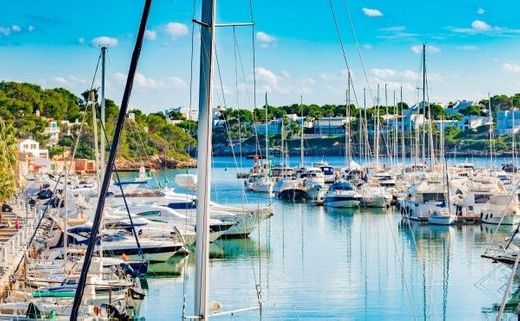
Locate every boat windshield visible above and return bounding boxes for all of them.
[330,181,354,191]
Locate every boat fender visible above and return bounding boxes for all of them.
[92,305,101,317]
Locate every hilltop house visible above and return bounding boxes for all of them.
[44,120,60,145]
[18,138,49,159]
[387,104,426,131]
[457,115,492,131]
[313,117,355,135]
[496,109,520,135]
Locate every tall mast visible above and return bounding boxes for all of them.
[375,84,380,165]
[400,86,405,163]
[512,98,516,170]
[393,90,397,161]
[265,93,269,169]
[194,0,216,319]
[488,92,494,167]
[346,73,351,167]
[385,83,389,160]
[100,46,107,173]
[90,92,100,191]
[423,44,435,169]
[364,88,369,163]
[299,95,304,168]
[421,45,427,165]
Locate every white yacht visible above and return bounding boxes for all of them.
[323,180,362,208]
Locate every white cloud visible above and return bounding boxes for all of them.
[11,25,21,32]
[452,20,520,35]
[256,67,279,88]
[477,7,485,15]
[144,30,157,40]
[402,70,419,80]
[114,72,186,90]
[164,22,189,38]
[92,36,118,47]
[256,31,277,46]
[370,68,397,79]
[167,76,187,89]
[53,77,69,85]
[378,26,417,40]
[410,45,441,54]
[27,25,35,32]
[52,75,86,86]
[502,63,520,73]
[472,20,491,31]
[362,7,383,17]
[455,45,478,51]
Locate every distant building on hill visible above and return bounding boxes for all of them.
[18,138,49,159]
[44,120,60,145]
[313,117,349,135]
[496,109,520,135]
[457,115,492,131]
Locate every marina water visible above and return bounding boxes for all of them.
[139,157,517,320]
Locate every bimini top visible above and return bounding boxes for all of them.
[329,180,355,191]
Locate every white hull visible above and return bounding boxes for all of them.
[324,199,360,208]
[362,196,391,208]
[428,215,457,225]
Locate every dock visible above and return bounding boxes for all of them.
[0,201,37,298]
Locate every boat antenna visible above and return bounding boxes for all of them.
[70,0,152,318]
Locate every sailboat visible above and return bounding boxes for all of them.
[246,93,274,194]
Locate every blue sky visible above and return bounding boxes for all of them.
[3,0,520,112]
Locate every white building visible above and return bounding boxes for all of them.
[434,119,459,131]
[19,138,49,159]
[496,109,520,135]
[44,120,60,145]
[313,117,348,135]
[457,115,492,131]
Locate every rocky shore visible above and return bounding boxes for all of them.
[115,155,196,170]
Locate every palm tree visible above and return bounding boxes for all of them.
[0,119,18,203]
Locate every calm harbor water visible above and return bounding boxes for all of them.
[137,156,519,320]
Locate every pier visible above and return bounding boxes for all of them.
[0,202,37,298]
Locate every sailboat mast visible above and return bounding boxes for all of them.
[346,73,351,167]
[423,44,435,169]
[400,86,405,163]
[512,98,516,170]
[488,92,494,166]
[421,45,427,165]
[194,0,216,319]
[300,95,304,168]
[90,92,100,192]
[376,84,380,165]
[265,93,269,169]
[393,90,398,161]
[385,83,389,160]
[100,46,107,172]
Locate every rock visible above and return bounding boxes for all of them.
[115,156,196,170]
